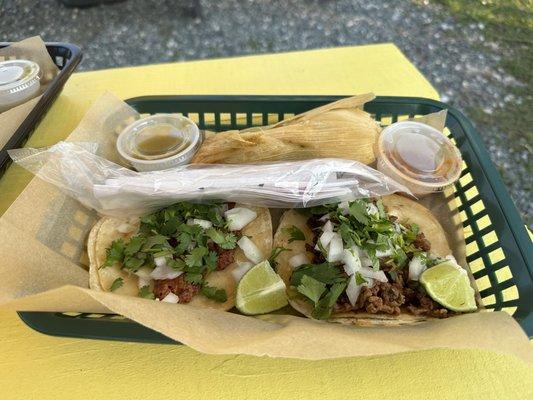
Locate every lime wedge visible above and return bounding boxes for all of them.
[420,261,477,312]
[236,260,288,315]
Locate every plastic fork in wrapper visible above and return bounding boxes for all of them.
[9,141,411,218]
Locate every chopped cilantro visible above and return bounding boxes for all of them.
[110,277,124,291]
[283,225,306,243]
[291,263,346,287]
[296,275,326,305]
[337,222,361,247]
[123,255,145,272]
[138,285,155,299]
[103,239,125,268]
[204,251,218,271]
[185,272,203,284]
[205,228,237,249]
[355,272,367,285]
[370,220,394,234]
[376,199,387,219]
[185,246,208,268]
[404,223,420,242]
[167,258,186,270]
[392,247,408,268]
[124,236,145,256]
[201,286,228,302]
[141,235,170,252]
[348,200,370,225]
[152,249,173,258]
[315,239,328,257]
[174,231,192,255]
[311,281,347,320]
[268,246,289,268]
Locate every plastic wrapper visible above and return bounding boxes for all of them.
[9,141,410,218]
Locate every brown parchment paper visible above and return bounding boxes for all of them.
[0,93,531,362]
[0,36,60,149]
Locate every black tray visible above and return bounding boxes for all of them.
[0,42,82,177]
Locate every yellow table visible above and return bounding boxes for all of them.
[1,45,531,399]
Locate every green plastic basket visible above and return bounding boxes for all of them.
[18,95,533,342]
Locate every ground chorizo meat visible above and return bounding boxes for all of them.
[207,242,236,270]
[305,243,326,264]
[153,275,200,303]
[406,290,450,318]
[413,232,431,252]
[306,215,323,230]
[355,282,405,316]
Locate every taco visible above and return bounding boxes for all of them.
[88,202,272,310]
[273,194,478,326]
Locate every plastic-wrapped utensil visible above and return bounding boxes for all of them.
[9,141,411,218]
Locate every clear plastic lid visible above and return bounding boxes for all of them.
[116,114,202,171]
[377,121,462,188]
[0,60,40,94]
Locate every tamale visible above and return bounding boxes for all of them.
[191,93,380,165]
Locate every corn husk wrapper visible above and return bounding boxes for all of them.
[191,94,380,165]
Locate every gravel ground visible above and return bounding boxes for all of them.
[0,0,530,226]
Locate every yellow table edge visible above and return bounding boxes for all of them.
[1,44,531,400]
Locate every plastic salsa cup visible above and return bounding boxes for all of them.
[375,121,462,196]
[116,114,202,172]
[0,59,41,113]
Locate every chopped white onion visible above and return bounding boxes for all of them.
[322,220,334,232]
[359,266,387,282]
[187,218,213,229]
[327,233,343,263]
[376,247,394,258]
[366,203,379,217]
[354,246,373,268]
[408,255,427,281]
[372,270,388,283]
[338,201,350,215]
[342,248,361,276]
[137,276,152,289]
[134,266,153,280]
[154,256,167,268]
[346,275,362,306]
[162,292,180,303]
[224,207,257,231]
[318,214,330,222]
[319,230,336,248]
[359,266,375,279]
[117,223,135,234]
[289,253,310,269]
[231,261,254,282]
[393,222,402,233]
[237,236,263,264]
[363,277,375,288]
[150,262,183,280]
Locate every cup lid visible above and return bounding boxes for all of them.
[0,60,40,94]
[378,121,462,186]
[117,114,201,168]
